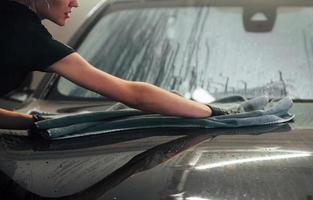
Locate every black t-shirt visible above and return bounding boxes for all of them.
[0,1,75,96]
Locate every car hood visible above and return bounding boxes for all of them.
[0,124,313,200]
[1,100,313,199]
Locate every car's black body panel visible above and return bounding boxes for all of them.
[0,125,313,199]
[1,0,313,199]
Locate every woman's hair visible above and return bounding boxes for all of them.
[18,0,51,12]
[44,0,50,10]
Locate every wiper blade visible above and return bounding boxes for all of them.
[290,98,313,103]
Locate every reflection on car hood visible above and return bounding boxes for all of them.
[0,124,313,199]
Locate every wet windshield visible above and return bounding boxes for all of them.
[57,6,313,100]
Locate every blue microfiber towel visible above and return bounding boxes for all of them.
[34,96,295,140]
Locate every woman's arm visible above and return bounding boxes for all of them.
[0,108,34,129]
[48,53,212,118]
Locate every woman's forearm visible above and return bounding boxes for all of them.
[129,82,212,118]
[0,108,34,130]
[48,54,212,118]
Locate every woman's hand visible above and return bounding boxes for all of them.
[0,108,34,129]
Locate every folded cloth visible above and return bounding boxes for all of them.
[34,96,295,140]
[208,95,270,115]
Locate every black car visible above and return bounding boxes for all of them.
[1,0,313,199]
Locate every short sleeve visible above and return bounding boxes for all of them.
[15,22,75,72]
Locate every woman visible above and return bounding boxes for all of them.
[0,0,217,131]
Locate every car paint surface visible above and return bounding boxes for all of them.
[1,0,313,199]
[1,101,313,199]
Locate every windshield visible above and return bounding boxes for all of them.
[57,6,313,100]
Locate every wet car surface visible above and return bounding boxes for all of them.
[1,0,313,199]
[1,101,313,199]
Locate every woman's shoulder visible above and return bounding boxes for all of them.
[1,2,51,39]
[1,1,42,25]
[0,2,54,58]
